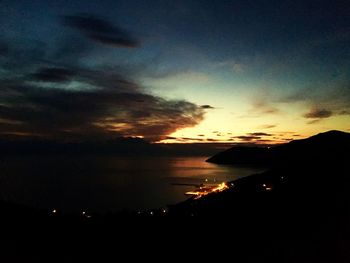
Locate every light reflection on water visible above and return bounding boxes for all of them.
[0,155,264,212]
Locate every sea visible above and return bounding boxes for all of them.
[0,155,263,213]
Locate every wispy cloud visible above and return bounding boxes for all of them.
[257,124,277,129]
[252,100,279,114]
[30,68,76,83]
[240,98,279,118]
[339,110,350,115]
[303,108,334,124]
[200,105,215,109]
[62,14,139,48]
[248,132,274,136]
[307,119,322,125]
[0,76,205,141]
[234,135,261,141]
[279,77,350,119]
[212,60,246,73]
[303,108,333,119]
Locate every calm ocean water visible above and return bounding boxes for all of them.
[0,155,263,212]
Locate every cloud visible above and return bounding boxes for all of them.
[48,38,89,67]
[62,14,139,48]
[248,132,273,136]
[0,22,205,142]
[213,60,245,73]
[232,63,244,73]
[200,105,215,109]
[241,98,279,118]
[303,108,333,125]
[181,137,204,141]
[30,68,76,83]
[0,39,47,73]
[235,135,261,141]
[339,110,350,115]
[258,124,277,129]
[303,108,333,119]
[0,118,23,125]
[0,70,206,142]
[0,41,8,56]
[278,77,350,118]
[206,138,221,142]
[306,119,322,125]
[255,139,273,143]
[0,76,205,142]
[252,100,279,114]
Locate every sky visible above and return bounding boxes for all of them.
[0,0,349,144]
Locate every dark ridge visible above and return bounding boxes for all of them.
[168,130,350,239]
[0,137,227,157]
[206,130,350,166]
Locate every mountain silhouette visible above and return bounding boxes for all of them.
[207,130,350,166]
[170,130,350,238]
[0,137,223,157]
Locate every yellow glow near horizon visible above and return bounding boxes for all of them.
[144,71,350,144]
[159,106,350,144]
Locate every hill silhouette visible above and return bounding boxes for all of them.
[206,130,350,166]
[171,130,350,238]
[0,137,224,157]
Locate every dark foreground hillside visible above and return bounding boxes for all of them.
[207,130,350,166]
[171,131,350,234]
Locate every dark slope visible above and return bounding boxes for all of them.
[206,130,350,166]
[171,130,350,237]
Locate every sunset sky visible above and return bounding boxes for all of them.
[0,0,349,144]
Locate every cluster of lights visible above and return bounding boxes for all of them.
[262,183,273,191]
[186,182,229,199]
[82,211,92,218]
[48,174,284,219]
[48,180,238,217]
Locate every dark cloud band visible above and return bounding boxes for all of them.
[304,109,333,119]
[62,14,139,48]
[0,16,205,142]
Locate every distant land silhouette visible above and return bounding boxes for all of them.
[170,130,350,237]
[207,130,350,166]
[0,137,226,157]
[0,137,163,155]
